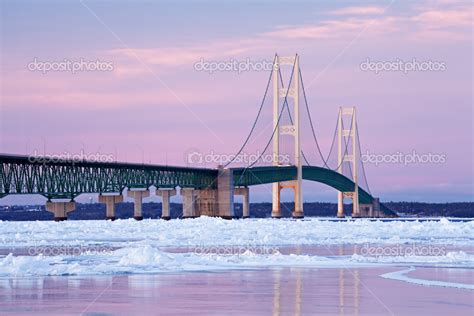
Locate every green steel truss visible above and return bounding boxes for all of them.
[232,165,373,201]
[232,165,396,216]
[0,154,394,215]
[0,155,217,199]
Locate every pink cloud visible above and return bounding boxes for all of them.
[107,37,276,72]
[261,19,367,39]
[260,3,471,42]
[330,6,386,16]
[412,9,472,27]
[1,67,263,110]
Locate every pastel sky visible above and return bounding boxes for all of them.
[0,0,472,204]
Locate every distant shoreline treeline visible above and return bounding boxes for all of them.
[0,202,472,221]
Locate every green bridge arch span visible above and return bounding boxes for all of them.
[232,166,395,216]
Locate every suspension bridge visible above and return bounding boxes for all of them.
[0,54,396,220]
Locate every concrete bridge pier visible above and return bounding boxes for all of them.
[372,198,381,217]
[127,189,150,220]
[273,181,304,219]
[271,183,282,218]
[359,204,371,217]
[217,168,235,219]
[46,201,75,221]
[352,191,361,218]
[292,184,304,219]
[156,188,176,220]
[340,192,381,218]
[98,194,123,220]
[181,188,197,218]
[339,192,362,218]
[234,187,249,218]
[360,198,381,218]
[195,189,217,217]
[337,191,345,218]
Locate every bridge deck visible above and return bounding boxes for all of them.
[0,154,394,216]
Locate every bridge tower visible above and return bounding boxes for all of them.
[271,54,303,219]
[337,107,360,218]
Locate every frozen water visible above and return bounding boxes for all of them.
[0,217,472,249]
[381,267,474,290]
[0,217,473,278]
[1,244,473,277]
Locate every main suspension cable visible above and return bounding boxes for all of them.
[333,112,354,172]
[356,121,372,194]
[223,54,277,168]
[340,118,354,179]
[299,68,331,169]
[324,116,339,168]
[278,67,311,166]
[237,56,297,183]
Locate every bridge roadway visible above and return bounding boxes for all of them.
[0,154,395,219]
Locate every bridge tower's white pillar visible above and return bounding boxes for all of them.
[351,109,360,217]
[272,54,304,218]
[336,107,360,218]
[272,55,282,218]
[292,55,303,218]
[337,109,344,218]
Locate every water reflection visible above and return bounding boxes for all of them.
[339,269,345,315]
[272,269,281,316]
[294,268,302,316]
[271,262,359,315]
[1,266,470,315]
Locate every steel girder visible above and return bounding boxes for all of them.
[0,154,217,199]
